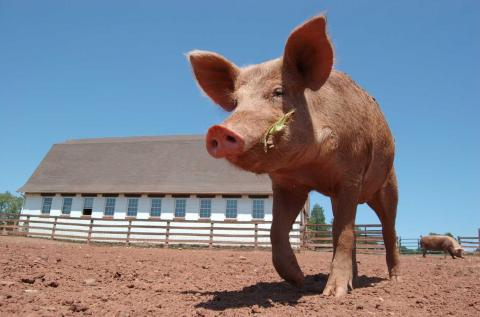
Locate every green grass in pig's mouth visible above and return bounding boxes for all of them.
[262,110,295,153]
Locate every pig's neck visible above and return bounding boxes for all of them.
[269,129,340,197]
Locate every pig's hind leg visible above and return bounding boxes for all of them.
[367,169,401,281]
[322,185,360,297]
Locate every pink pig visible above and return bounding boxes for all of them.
[188,15,400,297]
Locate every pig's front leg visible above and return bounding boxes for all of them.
[270,184,308,288]
[323,186,360,297]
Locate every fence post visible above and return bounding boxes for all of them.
[254,223,258,250]
[165,221,170,248]
[301,224,307,250]
[363,226,367,248]
[126,220,132,246]
[51,217,58,240]
[300,224,304,250]
[87,218,93,244]
[25,215,30,236]
[209,222,214,249]
[1,217,6,236]
[12,218,19,235]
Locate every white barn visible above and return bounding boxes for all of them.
[18,136,307,246]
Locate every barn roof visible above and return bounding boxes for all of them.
[18,135,272,195]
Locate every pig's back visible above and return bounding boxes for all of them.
[421,235,457,250]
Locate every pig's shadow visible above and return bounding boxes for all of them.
[182,274,386,311]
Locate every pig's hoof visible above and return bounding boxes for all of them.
[322,269,353,297]
[284,274,305,288]
[290,278,305,288]
[390,274,401,283]
[389,267,401,282]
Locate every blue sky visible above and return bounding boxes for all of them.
[1,1,478,238]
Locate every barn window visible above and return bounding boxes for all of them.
[150,198,162,217]
[41,197,52,214]
[199,199,211,218]
[83,197,94,216]
[252,199,265,219]
[61,197,73,215]
[175,199,186,218]
[104,197,116,216]
[127,198,138,217]
[225,199,237,219]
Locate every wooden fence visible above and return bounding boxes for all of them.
[0,213,301,249]
[397,237,421,254]
[6,213,476,255]
[302,224,386,254]
[458,233,480,253]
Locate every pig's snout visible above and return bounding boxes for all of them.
[206,125,245,158]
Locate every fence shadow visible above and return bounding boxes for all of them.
[182,273,386,311]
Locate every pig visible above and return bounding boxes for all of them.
[420,235,464,259]
[188,15,400,297]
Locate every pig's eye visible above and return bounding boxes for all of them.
[272,87,284,98]
[232,99,238,108]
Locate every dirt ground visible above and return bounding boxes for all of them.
[0,236,479,317]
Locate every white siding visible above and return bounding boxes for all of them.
[70,195,83,218]
[22,195,42,215]
[92,196,104,218]
[137,196,150,219]
[49,196,61,216]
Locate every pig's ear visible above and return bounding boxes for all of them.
[188,50,240,112]
[283,15,334,91]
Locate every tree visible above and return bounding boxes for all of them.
[308,204,327,231]
[0,192,24,214]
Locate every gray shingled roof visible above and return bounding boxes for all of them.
[18,135,272,195]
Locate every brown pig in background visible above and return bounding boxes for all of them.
[420,235,464,259]
[188,15,400,297]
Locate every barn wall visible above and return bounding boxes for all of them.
[21,194,280,221]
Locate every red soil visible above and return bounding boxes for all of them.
[0,236,479,316]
